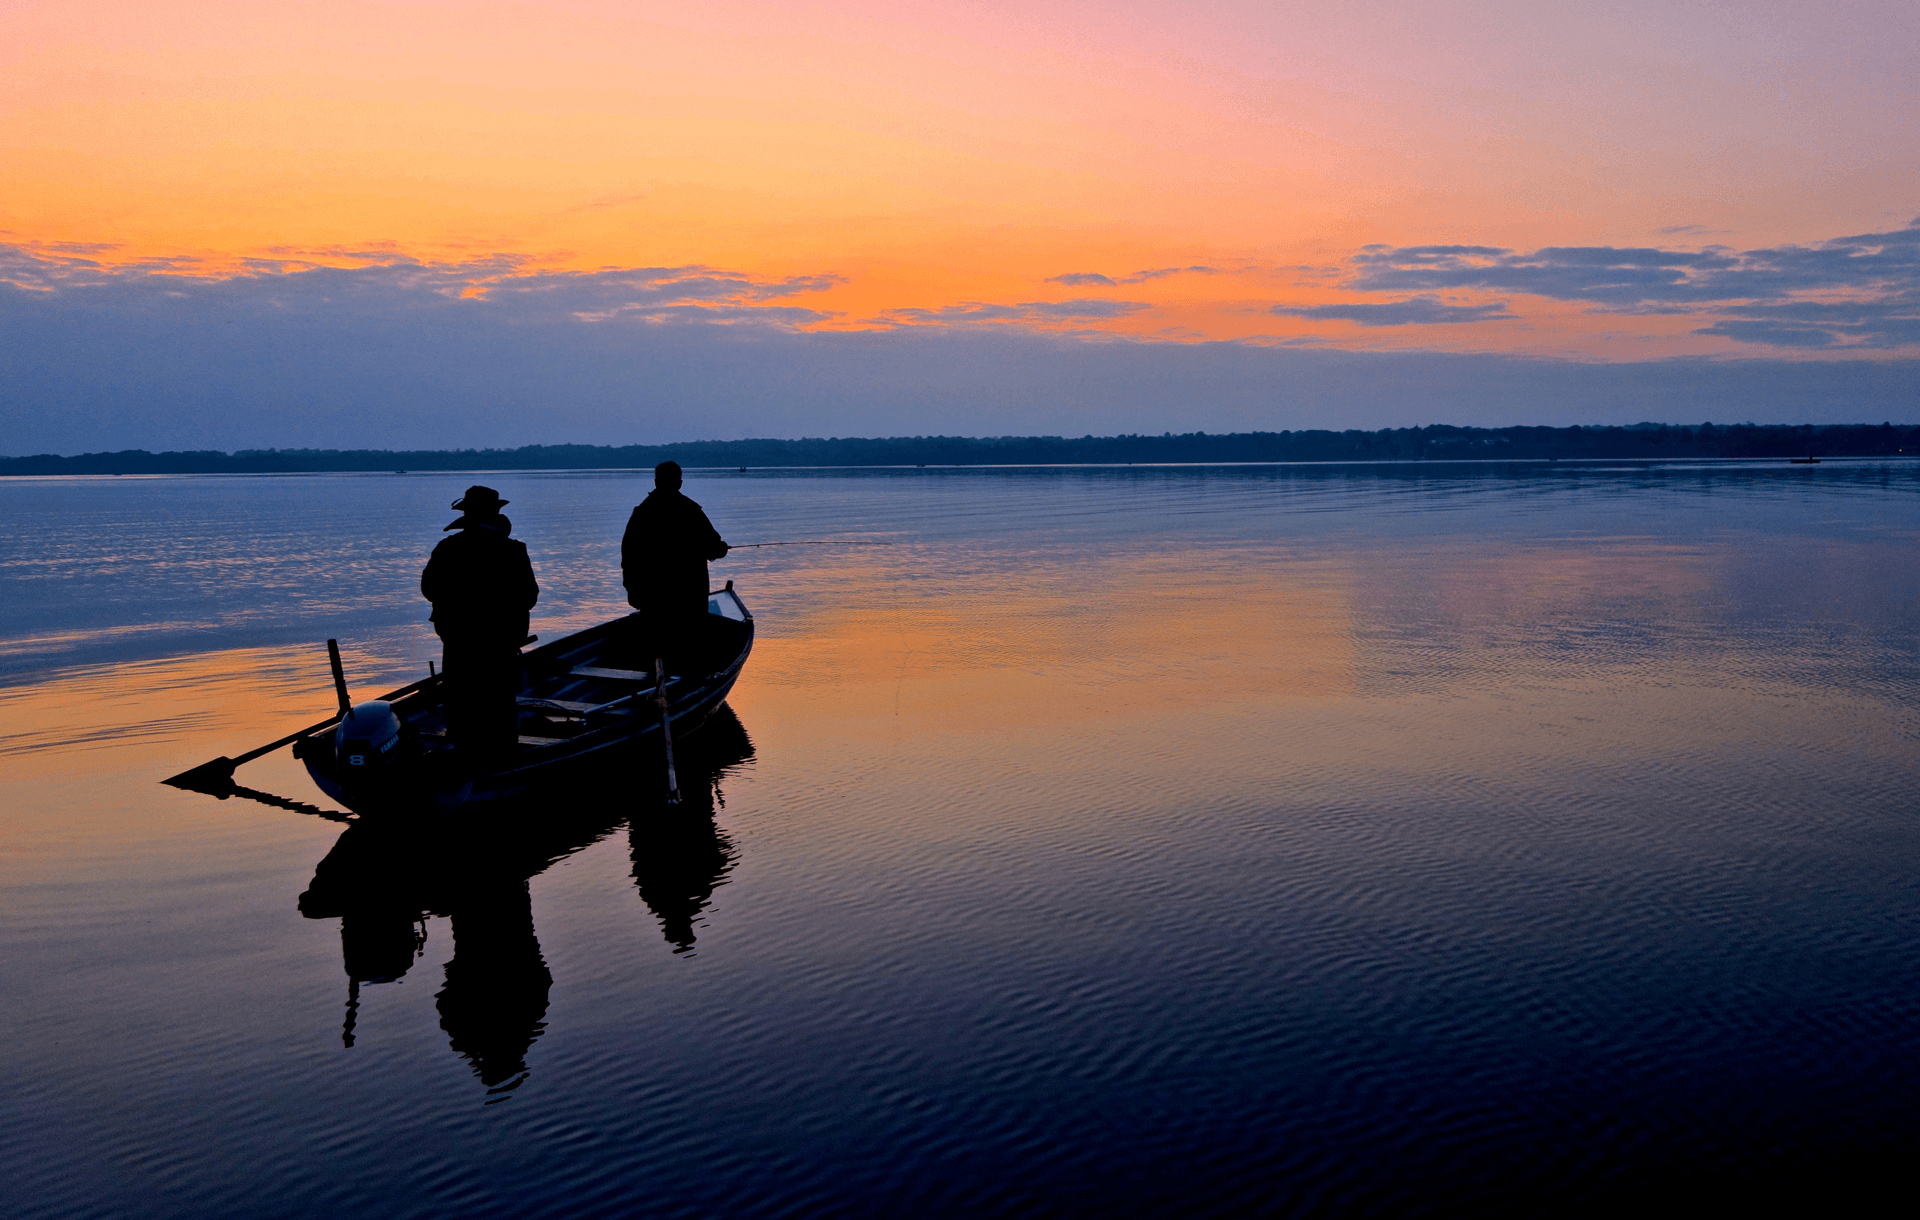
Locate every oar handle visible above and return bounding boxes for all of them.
[327,639,352,716]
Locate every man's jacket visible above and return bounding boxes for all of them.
[421,520,539,642]
[621,491,728,614]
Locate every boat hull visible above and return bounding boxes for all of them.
[301,586,755,813]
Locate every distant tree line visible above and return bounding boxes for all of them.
[4,422,1916,476]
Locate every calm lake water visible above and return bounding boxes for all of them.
[5,462,1919,1216]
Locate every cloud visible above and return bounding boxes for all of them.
[1346,244,1738,304]
[1045,272,1117,287]
[1345,220,1920,306]
[1315,217,1920,350]
[579,303,838,327]
[1689,320,1846,348]
[4,238,1919,455]
[460,266,843,314]
[0,245,843,330]
[3,253,1917,454]
[1043,266,1216,287]
[879,299,1153,326]
[1026,299,1153,319]
[1271,295,1512,327]
[1122,266,1217,283]
[1694,296,1920,349]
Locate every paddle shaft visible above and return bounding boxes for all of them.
[654,656,681,804]
[228,713,349,770]
[221,669,445,768]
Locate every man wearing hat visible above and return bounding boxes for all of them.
[621,462,729,676]
[422,485,540,761]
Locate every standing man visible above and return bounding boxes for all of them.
[422,485,539,762]
[621,462,729,676]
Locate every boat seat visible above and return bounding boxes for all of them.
[518,696,635,720]
[516,735,571,747]
[517,697,605,713]
[567,665,655,683]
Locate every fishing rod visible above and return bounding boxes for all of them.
[728,540,894,548]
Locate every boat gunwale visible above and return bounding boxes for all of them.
[301,585,755,803]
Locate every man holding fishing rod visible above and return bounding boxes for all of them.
[621,462,729,678]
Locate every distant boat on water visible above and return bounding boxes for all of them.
[1791,456,1821,464]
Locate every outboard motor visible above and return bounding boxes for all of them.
[335,701,403,775]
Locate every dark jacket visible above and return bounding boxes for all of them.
[621,490,728,614]
[422,517,539,642]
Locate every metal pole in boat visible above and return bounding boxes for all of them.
[654,656,681,805]
[327,639,352,716]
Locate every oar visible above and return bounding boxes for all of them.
[162,709,347,795]
[653,655,681,805]
[162,638,440,797]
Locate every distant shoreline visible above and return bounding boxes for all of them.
[3,423,1915,476]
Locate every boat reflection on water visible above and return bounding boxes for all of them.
[630,787,739,955]
[296,706,756,1098]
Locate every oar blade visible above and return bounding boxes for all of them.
[160,757,237,797]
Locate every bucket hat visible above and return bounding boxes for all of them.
[451,485,508,512]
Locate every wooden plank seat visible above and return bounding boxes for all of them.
[567,665,654,683]
[516,696,622,714]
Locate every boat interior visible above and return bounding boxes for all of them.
[508,594,753,747]
[305,587,754,768]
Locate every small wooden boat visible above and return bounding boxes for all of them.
[1790,456,1821,464]
[295,583,754,813]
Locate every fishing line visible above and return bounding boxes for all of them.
[728,540,894,548]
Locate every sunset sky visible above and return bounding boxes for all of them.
[4,1,1917,450]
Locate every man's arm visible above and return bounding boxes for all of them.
[697,507,729,560]
[516,541,539,610]
[619,506,643,589]
[620,505,652,608]
[421,540,444,604]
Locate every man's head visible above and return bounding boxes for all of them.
[451,485,508,514]
[446,484,510,531]
[655,461,683,491]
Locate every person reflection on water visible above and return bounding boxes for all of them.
[621,461,729,676]
[436,877,553,1095]
[421,485,539,763]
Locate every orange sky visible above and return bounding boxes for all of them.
[3,0,1917,358]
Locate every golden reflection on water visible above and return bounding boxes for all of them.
[0,643,406,888]
[711,529,1914,854]
[6,526,1905,840]
[749,553,1358,739]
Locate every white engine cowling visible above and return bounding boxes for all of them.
[334,701,402,772]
